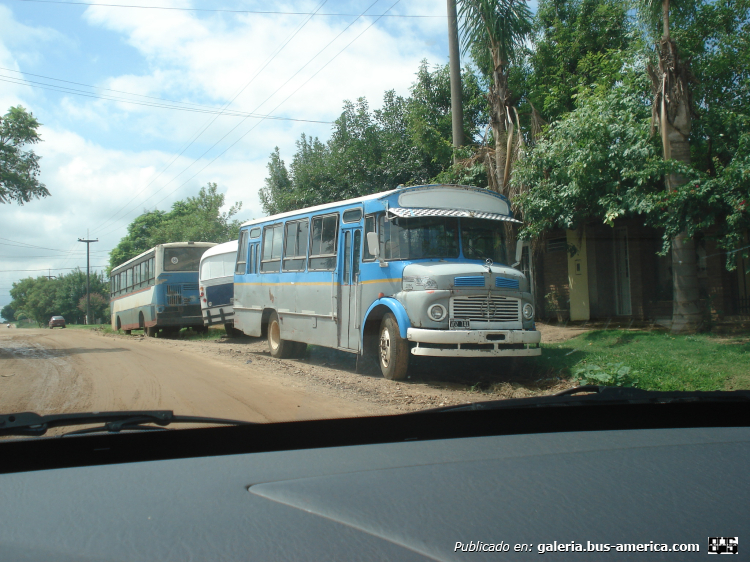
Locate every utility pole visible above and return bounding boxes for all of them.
[78,235,98,324]
[447,0,464,159]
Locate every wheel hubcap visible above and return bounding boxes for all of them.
[380,328,391,367]
[270,321,280,351]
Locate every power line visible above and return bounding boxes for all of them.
[0,237,108,253]
[0,74,333,124]
[145,0,402,213]
[12,0,442,17]
[91,0,331,235]
[96,0,380,237]
[0,266,107,273]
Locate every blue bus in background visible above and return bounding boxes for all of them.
[232,184,540,380]
[110,242,216,337]
[199,240,239,336]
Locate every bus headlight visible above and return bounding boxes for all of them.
[523,303,534,320]
[403,276,438,291]
[428,304,447,321]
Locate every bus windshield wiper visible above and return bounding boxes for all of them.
[421,386,750,413]
[0,410,255,437]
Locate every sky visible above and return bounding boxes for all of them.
[0,0,461,313]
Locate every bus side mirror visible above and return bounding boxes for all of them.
[367,232,387,267]
[367,232,380,257]
[513,240,523,268]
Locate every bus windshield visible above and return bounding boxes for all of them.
[378,216,459,260]
[163,247,207,272]
[461,218,508,264]
[377,216,508,263]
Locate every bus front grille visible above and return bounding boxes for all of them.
[166,284,183,306]
[451,295,520,322]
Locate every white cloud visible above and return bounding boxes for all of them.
[0,0,453,307]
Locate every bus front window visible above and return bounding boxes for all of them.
[378,216,459,260]
[163,247,209,272]
[460,219,508,264]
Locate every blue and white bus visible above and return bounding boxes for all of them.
[110,242,216,337]
[233,184,541,380]
[199,240,239,335]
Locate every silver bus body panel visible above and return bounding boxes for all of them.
[234,185,540,359]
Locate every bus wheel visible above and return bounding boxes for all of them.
[116,317,122,332]
[267,312,294,359]
[379,313,409,380]
[146,326,157,337]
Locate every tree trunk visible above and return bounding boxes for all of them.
[666,112,702,333]
[650,36,702,333]
[489,47,509,195]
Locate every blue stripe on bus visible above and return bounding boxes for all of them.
[495,277,520,289]
[454,276,485,287]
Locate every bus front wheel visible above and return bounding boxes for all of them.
[267,312,294,359]
[379,313,409,380]
[146,326,157,337]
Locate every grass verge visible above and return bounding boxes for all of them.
[528,329,750,391]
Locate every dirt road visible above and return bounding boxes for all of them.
[0,328,391,423]
[0,323,583,426]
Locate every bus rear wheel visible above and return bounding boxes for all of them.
[267,312,295,359]
[379,313,409,380]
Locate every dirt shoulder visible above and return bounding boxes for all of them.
[96,321,587,412]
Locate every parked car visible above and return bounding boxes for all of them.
[48,316,66,329]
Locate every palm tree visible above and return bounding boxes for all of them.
[638,0,702,333]
[457,0,532,196]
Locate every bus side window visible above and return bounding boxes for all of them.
[149,257,155,283]
[261,224,283,273]
[283,219,308,271]
[248,245,255,274]
[353,230,361,279]
[309,214,338,271]
[236,231,248,274]
[364,215,376,260]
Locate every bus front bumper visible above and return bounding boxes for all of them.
[406,328,541,357]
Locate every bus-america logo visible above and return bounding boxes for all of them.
[708,537,738,554]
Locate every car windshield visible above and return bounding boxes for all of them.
[0,0,746,446]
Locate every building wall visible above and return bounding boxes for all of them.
[537,220,744,322]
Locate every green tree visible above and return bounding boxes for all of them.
[457,0,533,195]
[258,62,490,216]
[78,292,109,321]
[259,148,294,215]
[109,183,242,270]
[1,303,15,322]
[523,0,633,122]
[0,106,49,204]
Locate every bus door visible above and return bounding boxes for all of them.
[338,227,362,350]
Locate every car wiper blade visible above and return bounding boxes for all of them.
[421,386,750,413]
[0,410,255,437]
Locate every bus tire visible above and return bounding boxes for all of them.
[124,329,131,335]
[146,326,157,337]
[224,323,239,337]
[116,317,122,332]
[267,312,294,359]
[378,313,409,380]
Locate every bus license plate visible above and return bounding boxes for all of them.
[449,319,470,330]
